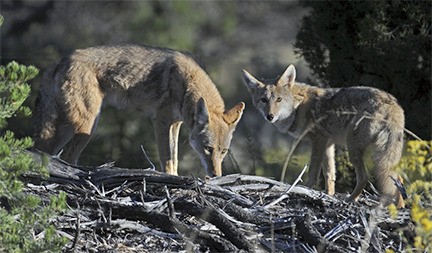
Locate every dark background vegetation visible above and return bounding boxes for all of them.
[1,1,430,185]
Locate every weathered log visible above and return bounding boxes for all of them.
[295,213,346,253]
[205,195,271,226]
[169,214,239,252]
[29,151,194,188]
[20,151,414,252]
[173,196,259,252]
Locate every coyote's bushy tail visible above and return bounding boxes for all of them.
[33,65,60,153]
[373,116,405,207]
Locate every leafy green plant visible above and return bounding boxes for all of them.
[0,59,68,252]
[385,140,432,253]
[395,140,432,251]
[410,195,432,251]
[398,141,432,189]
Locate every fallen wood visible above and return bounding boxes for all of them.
[295,213,346,253]
[22,151,414,252]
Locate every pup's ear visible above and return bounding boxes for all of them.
[242,69,264,91]
[223,102,245,126]
[277,64,296,88]
[195,98,209,125]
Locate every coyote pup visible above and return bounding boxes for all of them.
[242,64,404,207]
[34,45,245,177]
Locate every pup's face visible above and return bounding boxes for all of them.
[242,65,298,123]
[189,98,245,177]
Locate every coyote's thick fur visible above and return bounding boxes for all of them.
[243,64,405,207]
[34,45,245,177]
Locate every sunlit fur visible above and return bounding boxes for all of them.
[34,45,245,177]
[243,64,405,208]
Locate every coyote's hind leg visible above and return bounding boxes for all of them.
[62,114,100,165]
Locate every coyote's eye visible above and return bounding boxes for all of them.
[276,97,282,102]
[221,148,229,155]
[204,146,213,155]
[260,98,268,103]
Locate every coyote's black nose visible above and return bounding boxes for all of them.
[267,114,274,121]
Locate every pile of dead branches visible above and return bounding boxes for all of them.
[24,152,414,252]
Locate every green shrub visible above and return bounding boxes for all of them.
[0,59,68,252]
[394,140,432,251]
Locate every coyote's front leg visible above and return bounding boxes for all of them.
[306,135,336,195]
[322,143,336,196]
[153,115,183,175]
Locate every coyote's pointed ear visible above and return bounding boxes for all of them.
[195,98,209,125]
[223,102,245,126]
[242,69,264,91]
[277,64,296,88]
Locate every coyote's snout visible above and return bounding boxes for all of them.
[243,64,405,207]
[189,98,245,177]
[34,45,245,177]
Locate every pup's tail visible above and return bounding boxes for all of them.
[33,64,60,154]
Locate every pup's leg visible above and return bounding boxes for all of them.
[346,144,368,202]
[62,114,100,165]
[322,143,336,196]
[153,114,182,175]
[306,136,328,189]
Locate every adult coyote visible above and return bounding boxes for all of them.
[242,64,404,207]
[34,45,245,177]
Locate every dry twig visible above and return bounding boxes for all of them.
[23,151,414,252]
